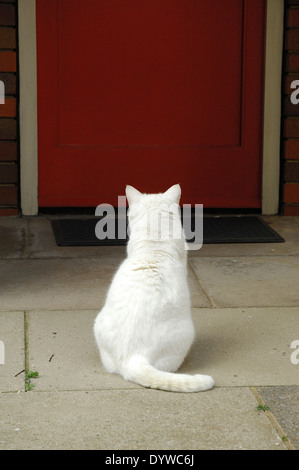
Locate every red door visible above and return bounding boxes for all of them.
[36,0,265,207]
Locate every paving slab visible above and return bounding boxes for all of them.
[0,312,25,392]
[188,308,299,386]
[0,388,287,450]
[28,310,138,391]
[0,218,27,259]
[189,256,299,307]
[0,258,120,310]
[188,269,211,307]
[256,386,299,449]
[0,259,209,310]
[26,308,299,392]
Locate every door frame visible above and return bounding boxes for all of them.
[18,0,283,215]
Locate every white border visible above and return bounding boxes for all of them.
[18,0,283,215]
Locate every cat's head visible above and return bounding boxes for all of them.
[126,184,181,207]
[125,184,184,243]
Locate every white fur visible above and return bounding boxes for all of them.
[93,184,214,392]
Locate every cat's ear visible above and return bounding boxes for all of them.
[126,185,142,206]
[164,184,181,203]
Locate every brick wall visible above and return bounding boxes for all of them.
[283,0,299,215]
[0,0,18,216]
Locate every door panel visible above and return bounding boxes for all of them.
[36,0,265,207]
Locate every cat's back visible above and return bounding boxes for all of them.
[116,246,184,285]
[105,245,188,311]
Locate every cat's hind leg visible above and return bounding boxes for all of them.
[99,348,117,374]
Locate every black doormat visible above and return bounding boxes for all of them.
[51,216,284,246]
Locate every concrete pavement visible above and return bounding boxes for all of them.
[0,215,298,450]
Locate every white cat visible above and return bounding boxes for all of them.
[93,184,214,392]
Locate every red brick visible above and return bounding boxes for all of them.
[285,52,299,72]
[284,183,299,202]
[0,4,15,26]
[0,207,18,216]
[0,162,17,183]
[285,29,299,50]
[0,27,16,49]
[287,8,299,28]
[0,141,17,161]
[284,118,299,138]
[0,184,17,204]
[0,51,16,72]
[284,95,299,116]
[0,97,16,117]
[284,205,299,215]
[284,139,299,159]
[284,160,299,181]
[0,118,17,139]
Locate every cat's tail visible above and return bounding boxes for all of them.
[123,356,214,393]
